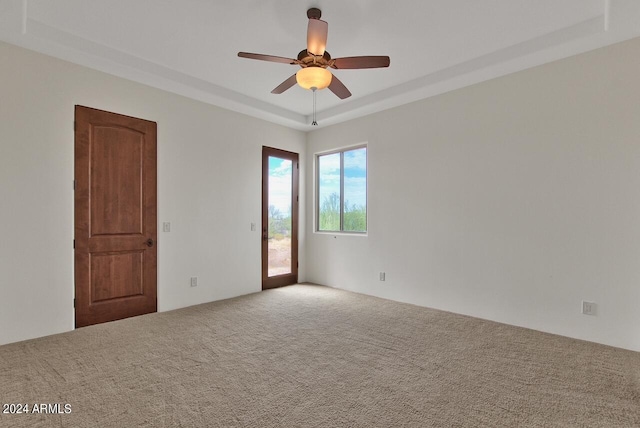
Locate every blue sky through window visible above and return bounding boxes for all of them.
[268,157,292,216]
[318,147,367,209]
[268,148,366,225]
[343,147,367,210]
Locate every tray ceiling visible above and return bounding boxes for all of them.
[1,0,639,130]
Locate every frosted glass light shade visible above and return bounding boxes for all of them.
[296,67,332,90]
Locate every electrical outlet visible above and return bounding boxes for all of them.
[251,223,256,231]
[190,277,198,287]
[582,300,596,316]
[379,272,386,281]
[163,222,171,232]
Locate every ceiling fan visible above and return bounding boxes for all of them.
[238,8,390,99]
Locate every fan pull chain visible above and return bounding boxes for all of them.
[311,88,318,126]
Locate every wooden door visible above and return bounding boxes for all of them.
[262,147,299,289]
[74,106,157,327]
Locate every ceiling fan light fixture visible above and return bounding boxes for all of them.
[238,7,388,99]
[296,67,332,91]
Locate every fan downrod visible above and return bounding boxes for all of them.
[307,8,322,20]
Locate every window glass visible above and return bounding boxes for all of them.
[343,147,367,232]
[318,152,341,231]
[317,146,367,233]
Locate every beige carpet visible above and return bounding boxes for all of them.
[0,284,639,427]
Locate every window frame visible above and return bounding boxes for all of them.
[315,144,368,235]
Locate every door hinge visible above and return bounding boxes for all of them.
[73,298,76,308]
[73,239,75,249]
[73,180,76,190]
[297,195,299,202]
[297,162,299,169]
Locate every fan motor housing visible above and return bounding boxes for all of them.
[297,50,332,68]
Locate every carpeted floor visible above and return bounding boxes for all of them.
[0,284,639,427]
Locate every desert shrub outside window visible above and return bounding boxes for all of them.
[317,146,367,233]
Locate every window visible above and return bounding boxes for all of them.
[317,146,367,233]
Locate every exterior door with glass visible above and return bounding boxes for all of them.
[262,147,299,289]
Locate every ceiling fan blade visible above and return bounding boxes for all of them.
[307,19,328,56]
[238,52,297,65]
[328,74,351,99]
[331,56,391,69]
[271,74,298,94]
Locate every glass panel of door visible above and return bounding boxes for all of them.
[267,156,292,277]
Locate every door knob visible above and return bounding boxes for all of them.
[145,238,154,247]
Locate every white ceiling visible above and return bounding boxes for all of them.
[1,0,640,130]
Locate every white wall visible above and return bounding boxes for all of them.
[0,41,306,345]
[3,36,640,352]
[306,37,640,352]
